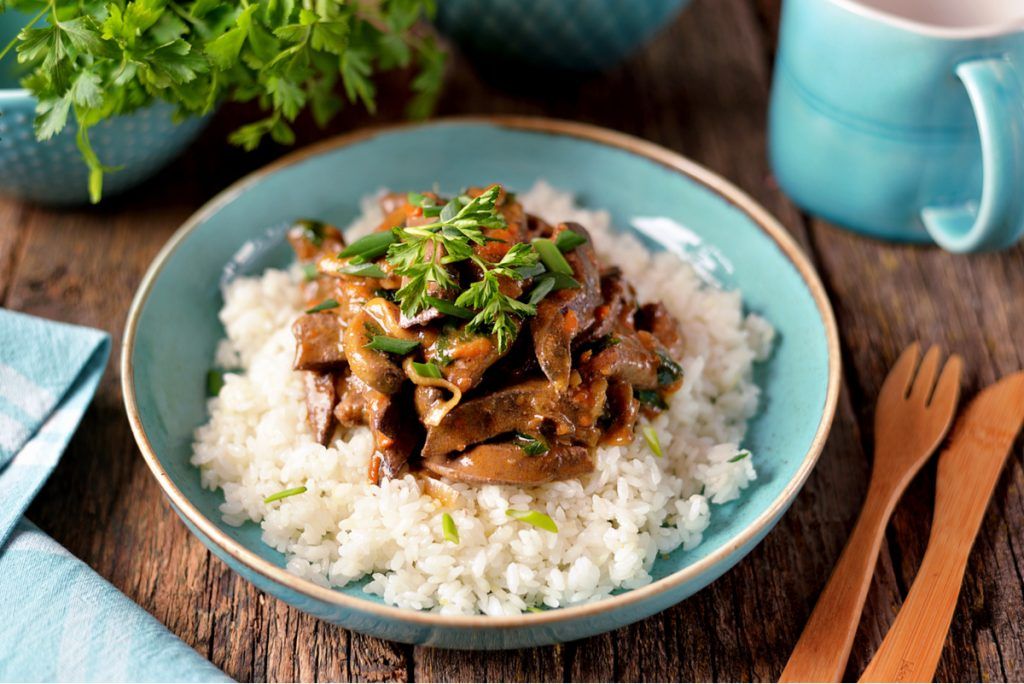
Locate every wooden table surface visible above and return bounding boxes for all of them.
[3,0,1022,680]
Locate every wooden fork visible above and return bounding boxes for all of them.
[860,371,1024,682]
[779,343,962,683]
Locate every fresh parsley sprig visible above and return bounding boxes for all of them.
[0,0,445,202]
[385,186,540,351]
[454,242,537,353]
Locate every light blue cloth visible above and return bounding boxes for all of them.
[0,309,230,683]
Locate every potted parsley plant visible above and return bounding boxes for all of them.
[0,0,444,203]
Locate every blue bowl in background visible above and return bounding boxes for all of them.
[123,117,840,648]
[435,0,690,72]
[0,10,211,205]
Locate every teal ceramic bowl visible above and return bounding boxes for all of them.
[0,10,211,205]
[435,0,690,72]
[123,118,840,649]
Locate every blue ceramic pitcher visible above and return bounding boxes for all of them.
[769,0,1024,252]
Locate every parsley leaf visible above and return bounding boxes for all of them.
[387,186,540,352]
[3,0,445,202]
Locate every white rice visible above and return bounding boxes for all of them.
[192,182,774,615]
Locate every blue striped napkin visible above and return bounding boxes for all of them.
[0,309,229,683]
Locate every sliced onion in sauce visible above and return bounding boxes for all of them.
[420,475,461,508]
[363,297,418,339]
[403,356,462,426]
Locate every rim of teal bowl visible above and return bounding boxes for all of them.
[122,115,842,629]
[0,88,31,101]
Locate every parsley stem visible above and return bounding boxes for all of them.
[0,3,50,62]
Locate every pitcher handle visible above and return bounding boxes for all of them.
[921,58,1024,252]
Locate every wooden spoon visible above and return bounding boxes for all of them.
[780,343,962,683]
[860,371,1024,682]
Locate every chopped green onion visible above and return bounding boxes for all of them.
[526,606,545,614]
[302,263,319,281]
[515,262,547,279]
[339,231,397,261]
[506,509,558,533]
[305,298,339,314]
[441,512,459,544]
[407,191,428,206]
[206,369,226,397]
[527,276,556,306]
[634,389,668,410]
[728,450,751,463]
[527,272,581,306]
[337,262,387,278]
[425,295,473,319]
[412,361,443,379]
[547,272,581,291]
[656,351,684,387]
[554,229,587,252]
[531,238,574,275]
[422,205,443,218]
[365,335,420,355]
[264,486,307,504]
[642,425,663,458]
[513,431,549,456]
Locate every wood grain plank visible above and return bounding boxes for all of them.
[349,635,412,682]
[562,633,615,682]
[0,198,30,303]
[591,2,905,681]
[415,646,563,683]
[805,221,1024,682]
[752,0,1024,679]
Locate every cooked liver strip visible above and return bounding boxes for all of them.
[292,313,345,371]
[303,371,337,445]
[422,375,609,459]
[421,380,551,458]
[364,389,422,481]
[637,302,686,357]
[530,223,602,391]
[287,188,688,486]
[423,442,594,485]
[342,310,406,394]
[583,332,660,389]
